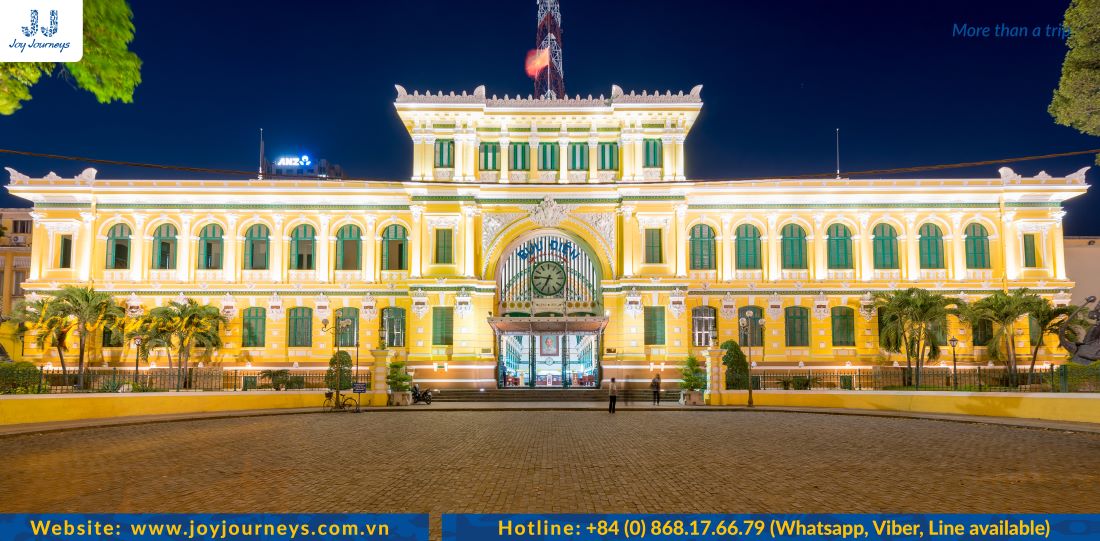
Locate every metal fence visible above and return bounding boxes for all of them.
[16,368,371,394]
[729,365,1100,393]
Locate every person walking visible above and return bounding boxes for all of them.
[608,377,618,413]
[651,374,662,406]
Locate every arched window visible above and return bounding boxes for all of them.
[780,224,807,270]
[335,307,359,347]
[735,224,762,270]
[689,224,716,270]
[691,306,717,347]
[831,306,855,346]
[102,326,123,348]
[872,223,899,270]
[197,224,224,270]
[973,319,993,347]
[964,223,991,269]
[737,306,764,347]
[826,224,853,269]
[287,307,312,347]
[105,223,131,270]
[242,307,266,347]
[381,307,406,348]
[151,223,177,270]
[918,223,945,269]
[785,306,810,347]
[290,224,316,270]
[244,224,270,270]
[381,224,408,271]
[335,224,362,271]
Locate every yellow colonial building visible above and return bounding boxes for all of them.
[3,85,1090,389]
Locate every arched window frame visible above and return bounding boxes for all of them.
[244,224,270,270]
[780,224,808,270]
[335,224,362,271]
[381,224,408,271]
[197,223,224,270]
[290,224,316,271]
[151,223,178,270]
[689,224,716,270]
[872,223,900,270]
[826,224,853,270]
[918,223,945,269]
[964,223,991,269]
[735,224,762,270]
[105,223,131,270]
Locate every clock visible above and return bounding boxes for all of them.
[531,261,566,296]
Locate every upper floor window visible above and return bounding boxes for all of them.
[434,228,453,264]
[567,142,588,171]
[918,223,945,269]
[597,142,618,171]
[1022,233,1040,268]
[780,224,808,270]
[244,224,269,270]
[434,139,454,168]
[290,224,316,270]
[11,220,31,234]
[643,138,663,168]
[826,224,853,270]
[735,224,762,270]
[510,142,530,171]
[381,224,408,271]
[58,235,73,269]
[151,224,177,270]
[106,223,131,270]
[538,142,559,171]
[197,224,224,270]
[964,223,991,269]
[479,142,500,171]
[335,224,362,271]
[644,228,663,264]
[689,224,716,270]
[872,223,899,270]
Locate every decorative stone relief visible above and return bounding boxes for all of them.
[813,293,829,320]
[315,294,331,320]
[267,294,285,320]
[126,293,144,317]
[766,294,783,320]
[454,289,473,317]
[481,212,526,249]
[411,289,429,319]
[362,294,377,320]
[669,288,687,318]
[720,293,737,321]
[625,288,643,318]
[426,215,461,228]
[220,294,238,319]
[527,196,571,227]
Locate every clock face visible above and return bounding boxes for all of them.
[531,261,566,296]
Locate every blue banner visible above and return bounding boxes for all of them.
[443,514,1100,541]
[0,513,428,541]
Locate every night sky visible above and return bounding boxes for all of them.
[1,1,1097,233]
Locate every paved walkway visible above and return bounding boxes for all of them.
[2,408,1099,541]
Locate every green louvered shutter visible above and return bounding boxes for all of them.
[735,224,762,269]
[568,142,587,171]
[510,142,529,170]
[644,307,665,345]
[826,224,853,269]
[831,307,855,346]
[872,224,899,270]
[1022,233,1038,268]
[644,228,663,263]
[432,307,454,346]
[598,142,618,171]
[242,307,266,347]
[434,139,454,168]
[435,228,453,264]
[785,307,809,347]
[643,138,663,167]
[480,142,500,171]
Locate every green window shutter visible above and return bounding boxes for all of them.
[644,306,666,345]
[735,224,762,270]
[381,224,408,271]
[335,225,362,271]
[973,319,993,346]
[1029,315,1041,347]
[568,142,588,171]
[106,223,132,270]
[826,224,853,269]
[831,307,855,346]
[336,307,359,348]
[780,224,807,269]
[288,307,312,347]
[432,307,454,346]
[1022,233,1038,268]
[434,228,453,264]
[434,139,454,168]
[538,142,559,170]
[644,228,663,264]
[102,326,123,348]
[689,224,716,270]
[643,138,663,168]
[198,224,224,270]
[918,224,945,269]
[964,223,990,269]
[872,224,899,270]
[244,225,270,270]
[598,142,619,171]
[510,142,530,170]
[58,235,73,268]
[290,225,316,270]
[480,142,500,171]
[785,307,809,347]
[151,224,178,270]
[242,307,266,347]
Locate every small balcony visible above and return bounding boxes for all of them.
[148,269,176,282]
[287,269,316,282]
[966,269,993,281]
[536,171,558,182]
[508,171,530,182]
[734,269,763,281]
[566,171,587,182]
[642,167,663,180]
[780,269,810,281]
[826,269,856,280]
[334,270,361,283]
[689,270,717,281]
[102,269,130,282]
[478,171,499,182]
[241,269,269,282]
[872,269,901,281]
[596,171,618,181]
[194,269,223,282]
[432,168,454,180]
[919,269,948,281]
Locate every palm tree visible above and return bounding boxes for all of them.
[971,289,1041,387]
[123,314,173,385]
[1025,298,1080,384]
[875,288,948,388]
[45,286,126,389]
[149,299,227,388]
[9,297,75,384]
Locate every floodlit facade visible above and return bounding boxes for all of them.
[2,85,1090,389]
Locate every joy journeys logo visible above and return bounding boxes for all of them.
[0,0,83,62]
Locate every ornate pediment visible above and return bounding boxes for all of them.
[527,196,571,227]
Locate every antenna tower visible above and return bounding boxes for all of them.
[535,0,564,99]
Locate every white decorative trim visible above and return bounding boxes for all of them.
[526,196,571,227]
[426,215,461,228]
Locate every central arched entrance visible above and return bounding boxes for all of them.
[488,229,608,388]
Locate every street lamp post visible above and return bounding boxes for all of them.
[949,336,959,390]
[321,317,354,409]
[738,311,755,408]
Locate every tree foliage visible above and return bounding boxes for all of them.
[875,288,949,388]
[1050,0,1100,163]
[0,0,141,115]
[679,355,707,391]
[720,339,748,390]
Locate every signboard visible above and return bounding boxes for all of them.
[275,155,312,167]
[352,382,368,394]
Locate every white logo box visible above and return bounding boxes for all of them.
[0,0,83,62]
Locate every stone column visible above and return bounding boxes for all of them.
[423,135,436,181]
[270,214,285,283]
[674,135,686,181]
[410,206,424,278]
[462,206,477,277]
[130,214,147,282]
[558,138,568,183]
[1052,211,1067,280]
[370,348,396,407]
[903,214,919,281]
[77,212,95,282]
[453,135,465,182]
[27,212,45,281]
[662,135,675,181]
[858,213,872,281]
[224,214,238,283]
[499,138,510,183]
[950,213,966,281]
[674,205,687,277]
[620,206,635,278]
[720,216,733,281]
[619,134,634,181]
[411,135,424,181]
[587,138,598,183]
[812,214,826,281]
[633,133,645,180]
[528,135,539,180]
[317,214,331,283]
[765,214,779,281]
[1001,212,1017,281]
[177,214,193,282]
[362,215,377,283]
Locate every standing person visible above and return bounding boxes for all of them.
[651,374,662,406]
[608,377,618,413]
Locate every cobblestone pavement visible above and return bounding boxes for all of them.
[3,411,1099,536]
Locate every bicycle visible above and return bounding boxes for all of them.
[322,391,360,413]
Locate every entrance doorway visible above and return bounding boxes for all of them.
[499,334,599,388]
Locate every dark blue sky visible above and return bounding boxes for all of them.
[2,1,1097,233]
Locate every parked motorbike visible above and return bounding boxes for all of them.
[411,384,432,405]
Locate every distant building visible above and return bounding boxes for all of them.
[0,208,32,315]
[1064,237,1100,305]
[264,154,344,179]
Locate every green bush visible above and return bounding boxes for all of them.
[0,362,42,394]
[720,340,748,390]
[326,351,353,390]
[1064,361,1100,392]
[386,360,413,392]
[286,375,306,390]
[679,355,707,391]
[261,369,290,391]
[131,381,162,392]
[99,379,125,393]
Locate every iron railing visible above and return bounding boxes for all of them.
[14,368,371,394]
[726,365,1100,393]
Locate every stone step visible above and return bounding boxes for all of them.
[430,389,683,402]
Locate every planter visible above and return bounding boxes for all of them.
[679,390,705,406]
[389,391,412,406]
